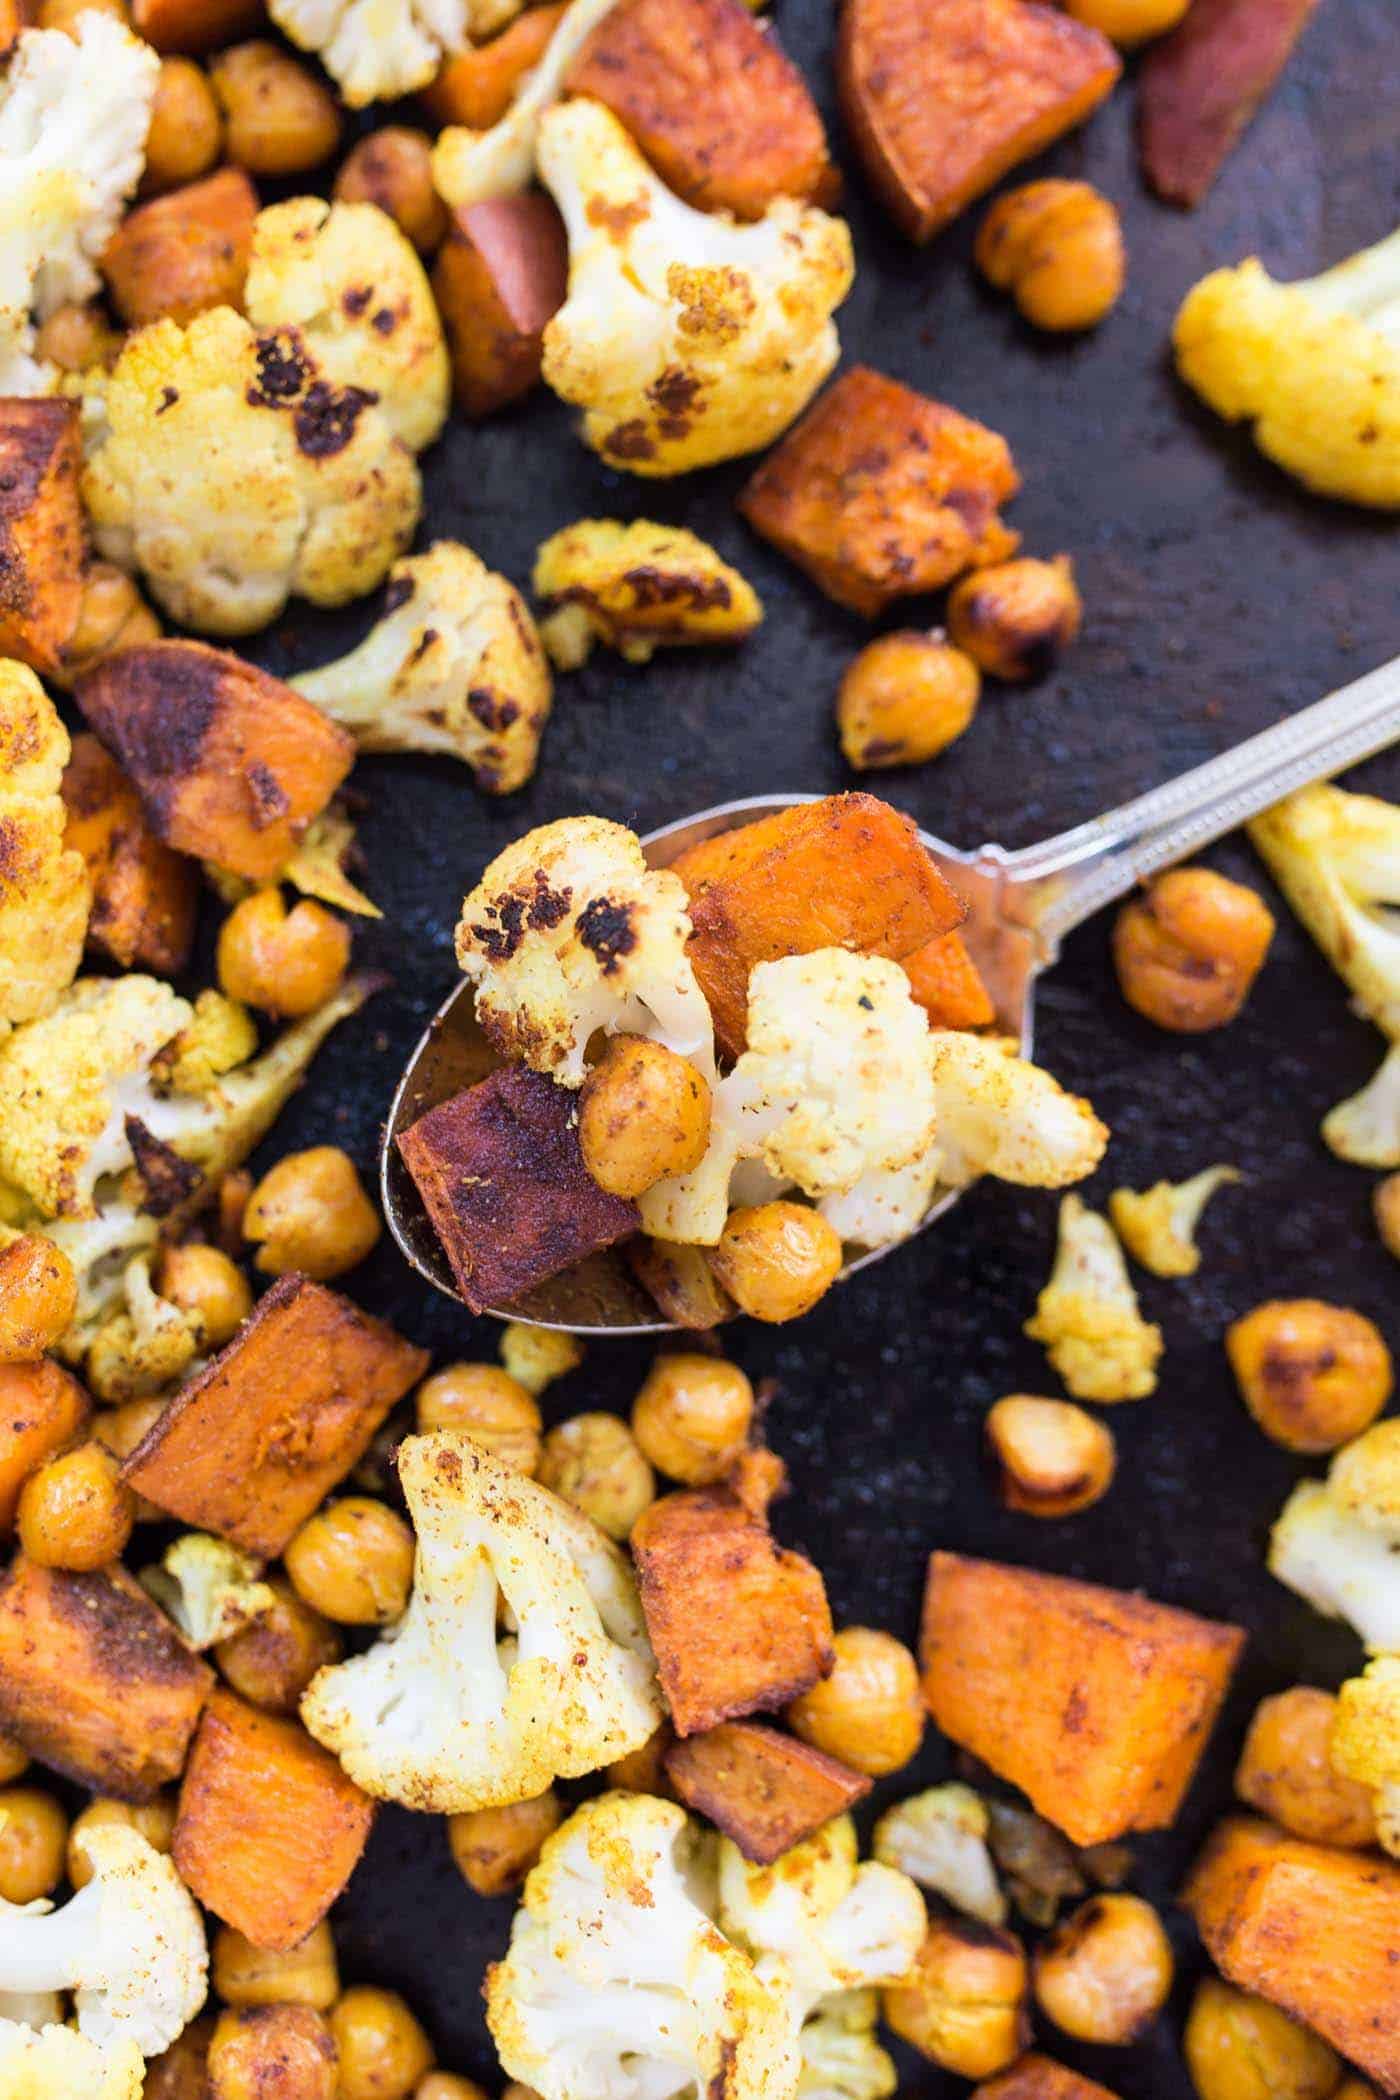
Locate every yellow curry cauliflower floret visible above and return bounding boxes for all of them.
[533,518,764,669]
[1331,1658,1400,1859]
[1108,1164,1241,1278]
[1025,1192,1163,1402]
[0,659,91,1025]
[154,991,260,1097]
[0,2023,144,2100]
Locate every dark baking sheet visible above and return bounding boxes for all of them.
[235,4,1400,2090]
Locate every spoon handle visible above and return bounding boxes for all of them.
[992,652,1400,958]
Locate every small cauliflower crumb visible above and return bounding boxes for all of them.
[1025,1193,1163,1402]
[1109,1164,1241,1277]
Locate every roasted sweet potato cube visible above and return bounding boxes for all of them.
[738,368,1021,618]
[61,733,198,974]
[76,640,355,882]
[397,1065,640,1315]
[974,2056,1123,2100]
[1182,1817,1400,2089]
[0,1,25,56]
[422,5,566,128]
[903,929,996,1029]
[631,1483,834,1737]
[123,1275,429,1556]
[0,1558,211,1798]
[432,195,568,418]
[921,1553,1246,1848]
[174,1688,373,1949]
[837,0,1119,243]
[0,399,85,678]
[101,168,258,329]
[566,0,838,219]
[665,1720,870,1862]
[1139,0,1322,209]
[0,1358,89,1531]
[132,0,266,52]
[671,792,966,1058]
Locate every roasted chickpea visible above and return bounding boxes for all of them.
[1226,1298,1391,1453]
[144,2016,215,2100]
[415,1364,542,1474]
[836,630,980,771]
[285,1498,415,1625]
[214,1921,340,2010]
[447,1789,562,1897]
[537,1413,655,1540]
[415,2079,490,2100]
[1373,1175,1400,1260]
[1033,1894,1173,2044]
[605,1722,676,1797]
[0,1736,28,1785]
[218,889,351,1018]
[244,1146,382,1281]
[334,128,448,254]
[947,555,1082,682]
[883,1916,1030,2077]
[16,1439,134,1570]
[142,57,223,193]
[215,1576,342,1712]
[0,1787,68,1903]
[1114,866,1275,1032]
[329,1987,434,2100]
[62,560,162,681]
[631,1353,754,1485]
[0,1234,77,1362]
[579,1037,712,1199]
[1061,0,1189,42]
[976,180,1125,331]
[787,1625,923,1777]
[209,2003,338,2100]
[985,1395,1116,1517]
[0,1358,91,1532]
[628,1237,735,1330]
[1234,1686,1376,1847]
[31,302,120,376]
[68,1793,176,1888]
[210,41,342,177]
[710,1202,843,1324]
[91,1395,162,1463]
[1183,1977,1341,2100]
[37,0,129,28]
[498,1323,584,1397]
[157,1243,253,1349]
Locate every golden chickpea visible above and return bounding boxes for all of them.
[157,1243,252,1349]
[68,1794,176,1888]
[209,2003,338,2100]
[218,889,350,1018]
[329,1987,434,2100]
[214,1576,342,1713]
[628,1238,735,1330]
[285,1499,415,1625]
[334,128,449,255]
[710,1202,843,1324]
[37,0,129,28]
[92,1394,162,1462]
[214,1921,340,2010]
[62,560,162,681]
[1226,1299,1391,1453]
[498,1323,584,1397]
[31,303,120,376]
[947,556,1082,682]
[1032,1893,1173,2044]
[836,630,980,771]
[976,180,1125,332]
[537,1413,655,1540]
[985,1395,1116,1517]
[787,1625,923,1777]
[16,1439,134,1570]
[210,41,342,177]
[144,2016,215,2100]
[883,1916,1029,2077]
[1114,867,1275,1033]
[631,1353,753,1485]
[142,57,223,194]
[0,1787,68,1903]
[415,2079,490,2100]
[1374,1174,1400,1259]
[415,1364,542,1474]
[0,1736,28,1785]
[605,1721,676,1797]
[447,1789,562,1897]
[1061,0,1189,42]
[0,1234,77,1363]
[1234,1686,1376,1848]
[1183,1977,1341,2100]
[244,1147,382,1281]
[579,1037,712,1199]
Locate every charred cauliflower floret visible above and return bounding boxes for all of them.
[1024,1193,1163,1402]
[431,0,621,208]
[534,97,853,476]
[0,2022,143,2100]
[532,519,764,669]
[0,660,90,1025]
[268,0,474,107]
[83,306,420,637]
[1108,1164,1241,1278]
[294,542,553,794]
[1331,1659,1400,1857]
[140,1533,275,1649]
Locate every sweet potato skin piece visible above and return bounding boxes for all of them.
[738,367,1021,617]
[566,0,838,220]
[671,792,966,1059]
[76,640,355,881]
[62,733,198,974]
[903,929,996,1029]
[0,1558,211,1799]
[0,1358,90,1531]
[921,1552,1246,1848]
[431,196,568,418]
[1182,1816,1400,2089]
[974,2056,1123,2100]
[837,0,1120,243]
[665,1719,870,1862]
[0,399,85,678]
[1139,0,1322,208]
[101,167,258,329]
[123,1274,429,1556]
[132,0,266,53]
[174,1688,373,1950]
[422,5,566,128]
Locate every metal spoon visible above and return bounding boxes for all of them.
[382,654,1400,1333]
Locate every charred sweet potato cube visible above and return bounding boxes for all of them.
[123,1274,429,1556]
[921,1553,1246,1848]
[974,2056,1123,2100]
[422,5,566,128]
[1182,1816,1400,2089]
[565,0,838,219]
[665,1720,870,1862]
[671,792,966,1058]
[903,928,996,1029]
[131,0,266,53]
[432,195,568,418]
[0,1358,90,1531]
[837,0,1120,243]
[631,1482,835,1737]
[0,399,85,678]
[174,1688,373,1949]
[101,167,259,329]
[738,368,1021,618]
[76,640,355,882]
[397,1065,640,1315]
[1139,0,1322,209]
[61,733,198,975]
[0,1558,211,1798]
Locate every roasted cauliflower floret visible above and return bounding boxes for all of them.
[1328,1416,1400,1539]
[872,1786,1006,1928]
[0,2022,143,2100]
[486,1791,799,2100]
[796,1990,895,2100]
[84,1252,202,1402]
[1174,227,1400,509]
[534,96,853,476]
[533,519,764,669]
[1024,1193,1163,1402]
[154,992,259,1097]
[268,0,473,107]
[300,1432,663,1811]
[294,542,553,794]
[141,1533,276,1649]
[83,306,420,637]
[0,660,90,1025]
[16,1200,160,1362]
[1108,1164,1241,1278]
[1269,1458,1400,1657]
[431,0,621,208]
[1331,1659,1400,1858]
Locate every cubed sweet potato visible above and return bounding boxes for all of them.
[61,733,198,975]
[0,1558,211,1798]
[903,928,996,1029]
[0,399,85,678]
[421,5,566,128]
[0,1358,89,1531]
[76,640,355,882]
[738,367,1021,617]
[631,1482,834,1737]
[101,167,258,329]
[123,1274,429,1557]
[665,1720,870,1862]
[174,1688,373,1949]
[837,0,1120,243]
[1139,0,1322,209]
[397,1065,640,1315]
[671,792,966,1059]
[432,195,568,418]
[1182,1816,1400,2089]
[132,0,266,53]
[565,0,838,219]
[921,1552,1246,1848]
[974,2056,1123,2100]
[0,0,25,56]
